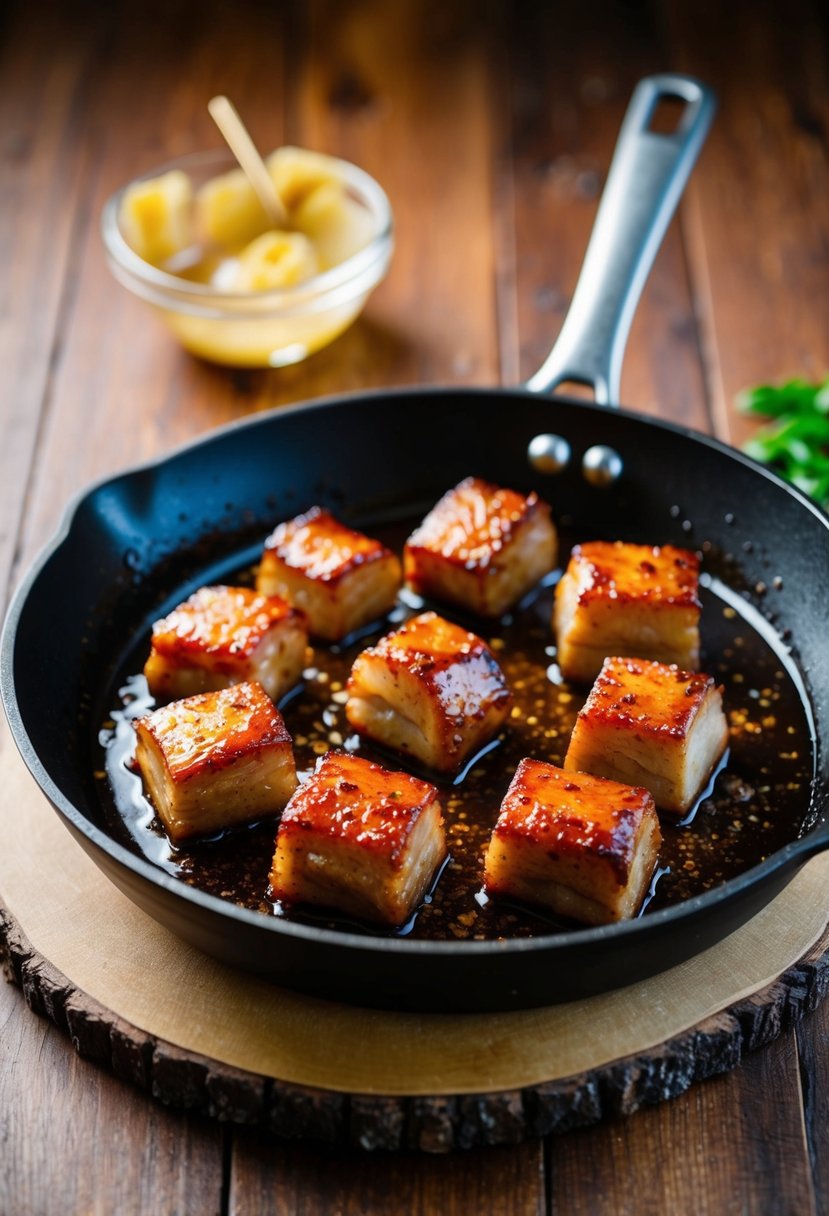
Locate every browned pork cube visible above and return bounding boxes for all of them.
[564,656,729,815]
[270,750,447,926]
[345,611,511,774]
[256,507,402,642]
[404,476,557,617]
[484,757,661,925]
[143,584,307,704]
[134,681,297,844]
[553,541,701,683]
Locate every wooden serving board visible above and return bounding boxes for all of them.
[3,727,829,1153]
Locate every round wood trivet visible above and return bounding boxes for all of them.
[3,732,829,1152]
[4,908,829,1152]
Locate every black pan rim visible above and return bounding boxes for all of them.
[2,383,828,964]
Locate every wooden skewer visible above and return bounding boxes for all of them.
[207,95,288,227]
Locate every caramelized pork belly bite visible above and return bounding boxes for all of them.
[144,584,307,704]
[345,611,511,774]
[484,758,661,925]
[404,476,557,617]
[134,681,297,844]
[565,656,729,816]
[270,751,447,926]
[256,506,402,642]
[553,541,701,683]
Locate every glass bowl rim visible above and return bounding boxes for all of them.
[100,147,394,309]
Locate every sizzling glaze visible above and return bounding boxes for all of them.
[262,506,399,584]
[574,657,721,741]
[488,757,655,886]
[148,584,301,661]
[135,681,292,784]
[404,476,552,569]
[563,541,700,609]
[275,750,440,864]
[96,519,816,942]
[348,610,511,723]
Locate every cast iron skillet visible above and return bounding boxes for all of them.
[3,77,828,1012]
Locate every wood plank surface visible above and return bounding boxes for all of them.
[0,4,107,600]
[230,1136,544,1216]
[285,0,502,395]
[2,0,829,1212]
[17,0,503,573]
[549,1036,816,1216]
[503,0,711,425]
[0,976,225,1216]
[663,0,829,444]
[16,0,294,569]
[797,997,829,1214]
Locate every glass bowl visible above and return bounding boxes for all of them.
[101,149,394,368]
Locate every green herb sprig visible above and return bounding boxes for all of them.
[738,377,829,508]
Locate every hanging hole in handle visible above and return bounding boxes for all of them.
[646,94,689,136]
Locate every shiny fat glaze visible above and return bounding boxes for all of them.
[489,757,655,887]
[149,585,302,662]
[404,476,551,569]
[567,540,700,608]
[577,657,721,741]
[135,681,292,784]
[276,750,440,864]
[349,610,511,723]
[262,506,398,584]
[96,518,816,942]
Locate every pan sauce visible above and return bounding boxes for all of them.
[96,522,815,943]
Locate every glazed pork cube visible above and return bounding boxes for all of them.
[270,751,447,926]
[404,476,557,617]
[257,507,402,642]
[345,611,511,774]
[553,541,701,683]
[134,681,297,844]
[484,758,661,925]
[143,584,308,705]
[565,656,729,815]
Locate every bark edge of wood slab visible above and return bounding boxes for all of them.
[4,903,828,1154]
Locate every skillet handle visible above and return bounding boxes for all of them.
[525,74,716,406]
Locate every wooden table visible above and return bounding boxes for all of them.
[2,0,828,1210]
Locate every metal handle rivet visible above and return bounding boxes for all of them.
[528,433,571,475]
[582,444,623,486]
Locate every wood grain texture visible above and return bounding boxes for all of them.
[279,0,502,399]
[550,1036,817,1216]
[3,0,829,1210]
[797,989,829,1214]
[5,904,829,1160]
[0,958,225,1216]
[501,0,710,424]
[15,0,295,568]
[0,5,107,601]
[663,0,829,445]
[548,930,829,1215]
[230,1136,544,1215]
